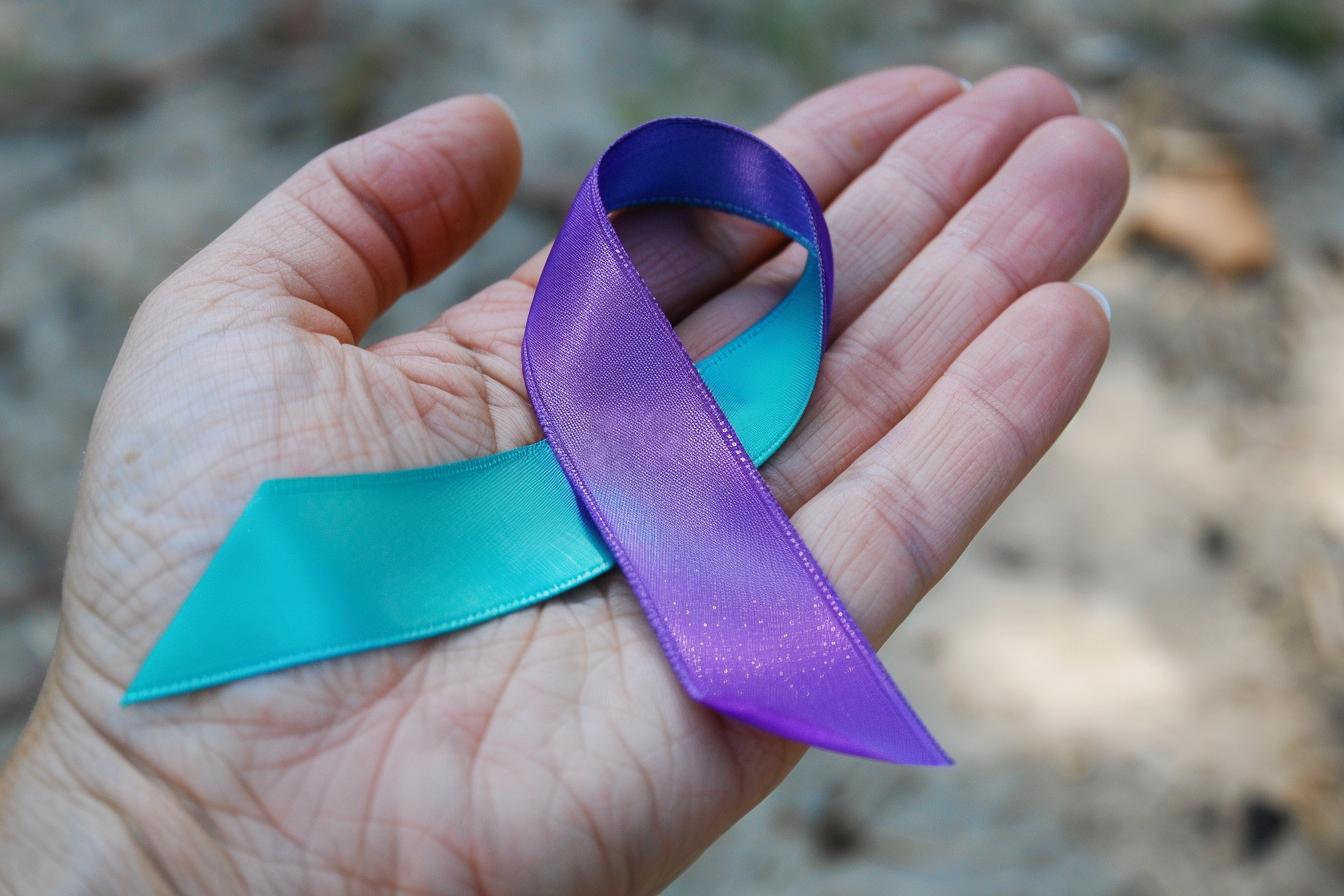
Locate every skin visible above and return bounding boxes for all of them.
[0,66,1127,895]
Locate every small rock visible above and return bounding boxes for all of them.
[17,605,58,664]
[1198,521,1235,566]
[0,716,25,766]
[1139,126,1246,178]
[0,2,28,62]
[1297,553,1344,674]
[1063,32,1141,82]
[1318,239,1344,275]
[1189,50,1328,140]
[0,619,42,706]
[0,536,39,609]
[987,542,1032,571]
[1241,796,1291,861]
[808,801,864,861]
[937,23,1025,82]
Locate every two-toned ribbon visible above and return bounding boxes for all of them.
[126,118,949,766]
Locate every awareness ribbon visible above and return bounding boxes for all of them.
[126,118,949,766]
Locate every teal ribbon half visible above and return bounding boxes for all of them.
[123,249,825,704]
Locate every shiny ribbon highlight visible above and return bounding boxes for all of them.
[126,118,948,766]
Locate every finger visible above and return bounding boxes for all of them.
[390,68,968,444]
[506,65,968,310]
[675,67,1082,356]
[764,114,1128,511]
[794,282,1110,641]
[155,94,522,343]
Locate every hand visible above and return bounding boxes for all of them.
[0,67,1126,895]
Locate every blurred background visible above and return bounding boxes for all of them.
[1,0,1342,892]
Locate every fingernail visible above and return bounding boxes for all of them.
[957,77,973,92]
[1075,282,1111,322]
[1096,119,1128,153]
[1065,83,1082,111]
[482,93,519,133]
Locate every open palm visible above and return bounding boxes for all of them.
[0,67,1126,895]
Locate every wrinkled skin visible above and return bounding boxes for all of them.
[0,67,1126,895]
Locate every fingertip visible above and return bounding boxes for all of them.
[786,65,968,136]
[1016,114,1131,224]
[759,65,971,205]
[426,93,525,197]
[395,91,525,240]
[480,93,520,139]
[989,281,1111,373]
[1078,117,1132,199]
[1026,281,1113,371]
[469,93,525,187]
[1073,282,1111,324]
[833,64,969,102]
[972,66,1080,121]
[1065,82,1083,113]
[1095,119,1128,154]
[784,65,973,139]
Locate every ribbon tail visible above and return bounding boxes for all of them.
[123,442,614,703]
[683,586,950,766]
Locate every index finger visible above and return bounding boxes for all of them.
[506,66,968,316]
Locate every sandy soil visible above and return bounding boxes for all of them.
[2,1,1344,892]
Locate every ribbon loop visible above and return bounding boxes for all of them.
[126,118,948,766]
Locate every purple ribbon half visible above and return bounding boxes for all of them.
[522,118,948,765]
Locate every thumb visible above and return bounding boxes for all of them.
[150,93,522,343]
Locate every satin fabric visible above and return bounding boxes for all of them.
[125,117,947,767]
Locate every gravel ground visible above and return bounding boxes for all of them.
[3,1,1344,892]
